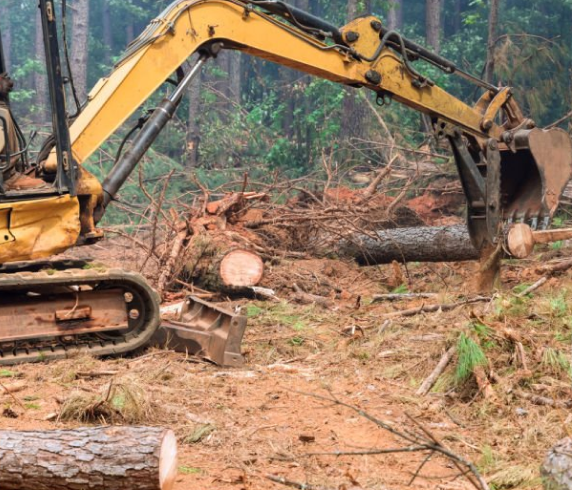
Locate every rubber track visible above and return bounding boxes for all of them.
[0,267,161,365]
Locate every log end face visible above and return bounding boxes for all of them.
[159,429,178,490]
[220,249,264,287]
[507,223,535,259]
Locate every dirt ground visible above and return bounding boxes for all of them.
[3,237,572,489]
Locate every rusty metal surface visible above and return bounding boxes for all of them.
[0,262,161,364]
[153,296,246,367]
[0,289,127,341]
[502,128,572,224]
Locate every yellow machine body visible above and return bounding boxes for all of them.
[0,195,80,263]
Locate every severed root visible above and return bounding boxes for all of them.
[473,365,497,401]
[473,243,503,293]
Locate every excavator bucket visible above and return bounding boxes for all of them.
[499,127,572,225]
[152,296,247,367]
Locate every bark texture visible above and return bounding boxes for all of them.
[542,437,572,490]
[0,426,177,490]
[186,55,203,167]
[484,0,501,84]
[34,8,48,123]
[71,0,90,102]
[0,1,12,72]
[426,0,441,53]
[339,225,480,264]
[386,0,403,31]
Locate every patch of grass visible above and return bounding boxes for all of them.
[478,444,498,473]
[0,369,17,378]
[391,284,409,294]
[288,336,305,346]
[24,403,40,410]
[542,347,571,378]
[455,333,488,383]
[59,380,157,424]
[551,240,563,250]
[495,295,529,319]
[246,305,263,317]
[179,466,201,475]
[183,424,216,444]
[512,283,532,295]
[548,293,568,318]
[488,465,540,489]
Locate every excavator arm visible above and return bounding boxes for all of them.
[48,0,572,250]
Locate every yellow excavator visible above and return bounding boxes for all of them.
[0,0,570,365]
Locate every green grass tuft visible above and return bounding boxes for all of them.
[455,333,488,383]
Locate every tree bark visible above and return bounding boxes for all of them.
[0,1,12,72]
[186,56,203,168]
[338,225,480,264]
[0,426,177,490]
[426,0,441,53]
[341,0,370,144]
[102,0,113,66]
[484,0,501,84]
[386,0,403,31]
[34,8,48,123]
[71,0,90,102]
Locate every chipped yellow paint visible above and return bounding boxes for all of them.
[0,195,80,263]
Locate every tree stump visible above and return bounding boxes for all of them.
[542,437,572,490]
[0,426,177,490]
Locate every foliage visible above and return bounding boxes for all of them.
[455,332,488,383]
[2,0,570,217]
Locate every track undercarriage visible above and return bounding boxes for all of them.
[0,260,161,365]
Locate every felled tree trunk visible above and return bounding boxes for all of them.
[0,426,177,490]
[339,225,480,264]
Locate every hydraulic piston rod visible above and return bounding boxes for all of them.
[100,55,207,210]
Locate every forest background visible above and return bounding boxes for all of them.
[1,0,571,223]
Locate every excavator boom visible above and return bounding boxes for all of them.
[0,0,570,365]
[41,0,571,250]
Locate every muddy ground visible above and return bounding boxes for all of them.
[3,236,572,490]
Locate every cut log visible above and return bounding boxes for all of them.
[220,249,264,287]
[338,225,480,264]
[0,426,177,490]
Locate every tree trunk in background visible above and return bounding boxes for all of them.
[71,0,90,102]
[387,0,403,31]
[453,0,462,35]
[0,2,12,72]
[228,52,241,107]
[426,0,441,53]
[102,0,113,66]
[34,8,48,123]
[484,0,501,84]
[341,0,371,145]
[186,58,203,168]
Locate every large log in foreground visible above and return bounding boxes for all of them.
[0,426,177,490]
[339,225,480,264]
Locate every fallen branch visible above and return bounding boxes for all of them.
[299,391,490,490]
[293,283,334,309]
[373,293,438,303]
[513,389,572,408]
[416,346,456,396]
[382,297,491,319]
[516,276,548,297]
[266,475,334,490]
